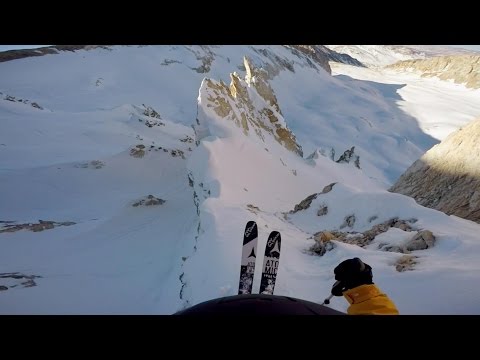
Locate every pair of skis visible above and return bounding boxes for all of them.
[238,221,281,295]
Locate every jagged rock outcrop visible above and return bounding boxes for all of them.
[289,183,337,214]
[390,118,480,224]
[307,146,361,169]
[336,146,361,169]
[244,57,282,115]
[195,56,303,156]
[387,55,480,89]
[291,193,319,213]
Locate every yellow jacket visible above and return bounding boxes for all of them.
[343,284,399,315]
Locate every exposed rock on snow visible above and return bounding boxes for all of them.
[308,218,434,256]
[405,230,435,251]
[289,183,337,215]
[395,255,418,272]
[0,220,75,233]
[0,273,43,290]
[307,146,361,169]
[1,92,44,110]
[336,146,361,169]
[340,214,356,229]
[246,204,261,214]
[130,144,146,158]
[317,205,328,216]
[132,195,166,207]
[291,194,319,213]
[75,160,105,169]
[309,231,336,256]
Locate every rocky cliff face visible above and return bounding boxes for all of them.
[194,56,303,156]
[390,118,480,224]
[387,55,480,89]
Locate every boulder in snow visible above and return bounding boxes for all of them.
[405,230,435,251]
[310,231,336,256]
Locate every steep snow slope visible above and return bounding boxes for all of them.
[1,45,480,314]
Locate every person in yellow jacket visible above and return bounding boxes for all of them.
[331,257,399,315]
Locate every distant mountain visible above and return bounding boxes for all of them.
[387,54,480,89]
[326,45,477,67]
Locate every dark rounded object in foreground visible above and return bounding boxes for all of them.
[174,294,345,315]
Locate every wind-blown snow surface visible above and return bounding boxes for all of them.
[1,45,480,314]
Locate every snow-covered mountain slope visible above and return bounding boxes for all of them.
[0,102,197,314]
[0,45,445,185]
[326,45,476,67]
[1,45,480,314]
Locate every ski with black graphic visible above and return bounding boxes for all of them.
[238,221,258,295]
[259,231,281,295]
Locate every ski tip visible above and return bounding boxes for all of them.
[244,221,258,239]
[268,231,281,241]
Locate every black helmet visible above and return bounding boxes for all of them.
[331,257,373,296]
[174,294,345,315]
